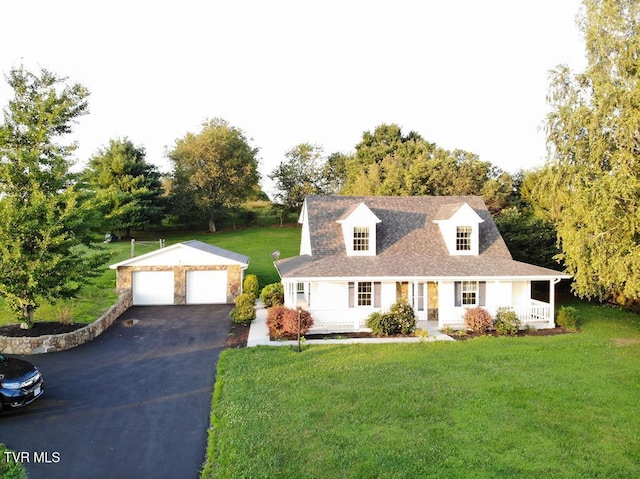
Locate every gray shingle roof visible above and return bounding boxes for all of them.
[276,195,566,279]
[182,240,250,265]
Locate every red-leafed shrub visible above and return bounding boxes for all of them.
[267,306,314,339]
[463,307,493,333]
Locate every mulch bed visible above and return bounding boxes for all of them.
[0,322,85,337]
[450,327,572,340]
[226,322,251,348]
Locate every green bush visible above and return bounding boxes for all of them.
[464,307,493,333]
[494,307,521,336]
[0,444,27,479]
[260,282,284,307]
[243,274,260,299]
[266,306,313,339]
[366,299,416,336]
[556,306,579,331]
[366,312,395,336]
[230,293,256,324]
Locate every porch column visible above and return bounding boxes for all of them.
[549,278,557,328]
[283,280,296,308]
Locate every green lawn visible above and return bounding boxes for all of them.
[203,301,640,478]
[0,227,301,327]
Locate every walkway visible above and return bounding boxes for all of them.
[247,302,454,347]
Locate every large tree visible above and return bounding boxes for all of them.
[268,143,328,215]
[0,67,108,326]
[341,123,514,214]
[83,138,164,237]
[168,118,260,232]
[533,0,640,304]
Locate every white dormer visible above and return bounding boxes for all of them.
[336,202,381,256]
[433,202,484,256]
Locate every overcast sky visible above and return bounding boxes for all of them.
[1,0,586,192]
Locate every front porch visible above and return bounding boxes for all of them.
[283,278,560,332]
[300,301,554,333]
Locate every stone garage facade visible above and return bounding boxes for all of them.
[109,240,250,305]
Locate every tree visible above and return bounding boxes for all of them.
[268,143,327,216]
[341,123,514,215]
[533,0,640,304]
[168,118,260,232]
[0,67,108,326]
[83,138,164,237]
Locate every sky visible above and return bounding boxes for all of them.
[1,0,586,194]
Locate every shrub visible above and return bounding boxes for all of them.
[260,282,284,307]
[366,299,416,336]
[556,306,579,331]
[494,307,521,336]
[388,299,417,334]
[464,307,493,333]
[266,306,313,339]
[366,312,395,336]
[243,274,260,299]
[0,443,27,479]
[230,293,256,324]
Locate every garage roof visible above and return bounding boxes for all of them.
[109,240,249,269]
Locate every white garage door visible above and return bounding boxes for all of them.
[132,271,175,305]
[186,270,227,304]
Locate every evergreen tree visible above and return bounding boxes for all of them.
[0,67,108,326]
[83,138,164,237]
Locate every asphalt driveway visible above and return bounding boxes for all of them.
[0,304,232,479]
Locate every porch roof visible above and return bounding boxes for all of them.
[275,253,569,280]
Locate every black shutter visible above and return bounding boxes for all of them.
[348,282,354,308]
[454,281,461,307]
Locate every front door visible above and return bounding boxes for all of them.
[427,281,438,321]
[396,282,409,301]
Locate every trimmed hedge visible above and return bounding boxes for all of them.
[266,306,313,339]
[230,293,256,324]
[464,307,493,333]
[556,306,579,331]
[260,283,284,307]
[366,299,416,336]
[494,307,521,336]
[243,274,260,299]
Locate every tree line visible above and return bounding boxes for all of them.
[0,0,637,327]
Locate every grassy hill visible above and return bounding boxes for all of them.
[0,226,301,327]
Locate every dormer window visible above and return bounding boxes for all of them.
[353,227,370,251]
[337,202,380,256]
[433,202,484,256]
[456,226,472,251]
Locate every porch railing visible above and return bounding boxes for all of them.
[439,303,552,328]
[301,302,553,332]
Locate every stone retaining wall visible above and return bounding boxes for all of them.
[0,293,132,355]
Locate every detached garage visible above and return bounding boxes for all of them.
[109,240,250,305]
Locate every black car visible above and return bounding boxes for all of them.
[0,354,44,414]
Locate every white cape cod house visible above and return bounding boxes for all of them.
[275,195,570,331]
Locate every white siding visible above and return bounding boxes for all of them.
[486,281,512,308]
[512,281,530,306]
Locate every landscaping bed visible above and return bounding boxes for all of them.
[0,322,84,337]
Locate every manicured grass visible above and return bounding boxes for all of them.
[0,227,300,327]
[203,301,640,478]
